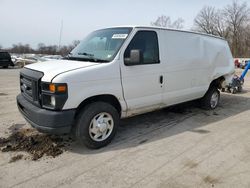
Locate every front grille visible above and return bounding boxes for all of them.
[20,68,44,106]
[20,75,36,100]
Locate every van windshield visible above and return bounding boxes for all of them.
[68,27,132,63]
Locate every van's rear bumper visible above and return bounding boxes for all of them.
[17,94,75,135]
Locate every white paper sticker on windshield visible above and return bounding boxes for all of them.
[112,34,128,39]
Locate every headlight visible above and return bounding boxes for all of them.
[41,82,68,110]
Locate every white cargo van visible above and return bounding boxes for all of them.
[17,26,234,148]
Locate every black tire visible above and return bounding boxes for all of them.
[237,85,243,92]
[75,102,119,149]
[200,86,220,110]
[3,66,8,68]
[232,88,237,94]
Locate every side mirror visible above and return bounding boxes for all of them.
[124,49,142,66]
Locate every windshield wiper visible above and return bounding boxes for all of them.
[64,52,109,62]
[78,52,94,57]
[65,56,109,63]
[77,52,109,63]
[86,57,109,63]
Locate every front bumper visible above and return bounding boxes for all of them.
[17,94,75,134]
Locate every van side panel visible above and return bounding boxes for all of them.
[208,39,234,83]
[159,30,208,106]
[159,29,234,106]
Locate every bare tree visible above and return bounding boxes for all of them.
[37,43,46,54]
[194,6,218,35]
[214,9,230,38]
[151,15,184,29]
[10,43,33,54]
[194,6,229,38]
[171,18,185,29]
[5,40,80,56]
[240,24,250,57]
[193,1,250,57]
[223,0,250,56]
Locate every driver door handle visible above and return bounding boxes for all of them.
[159,75,163,84]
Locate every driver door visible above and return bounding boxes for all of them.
[120,30,164,116]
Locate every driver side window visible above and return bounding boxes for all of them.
[124,31,160,65]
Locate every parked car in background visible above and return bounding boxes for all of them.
[15,56,47,68]
[13,54,62,68]
[234,59,240,68]
[0,52,14,68]
[43,55,62,61]
[15,57,37,68]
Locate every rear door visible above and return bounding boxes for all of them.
[120,29,164,116]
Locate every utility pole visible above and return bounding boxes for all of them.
[58,20,63,51]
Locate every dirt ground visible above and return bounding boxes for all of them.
[0,68,250,188]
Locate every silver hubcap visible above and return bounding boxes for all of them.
[89,112,114,142]
[210,92,219,108]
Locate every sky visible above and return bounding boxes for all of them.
[0,0,235,48]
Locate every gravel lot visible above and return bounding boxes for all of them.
[1,68,250,188]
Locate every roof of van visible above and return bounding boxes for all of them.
[106,25,226,41]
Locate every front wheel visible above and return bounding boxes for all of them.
[200,86,220,110]
[75,102,119,149]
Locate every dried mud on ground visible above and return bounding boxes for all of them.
[0,128,73,161]
[9,154,24,163]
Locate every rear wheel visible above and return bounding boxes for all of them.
[200,86,220,110]
[75,102,119,149]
